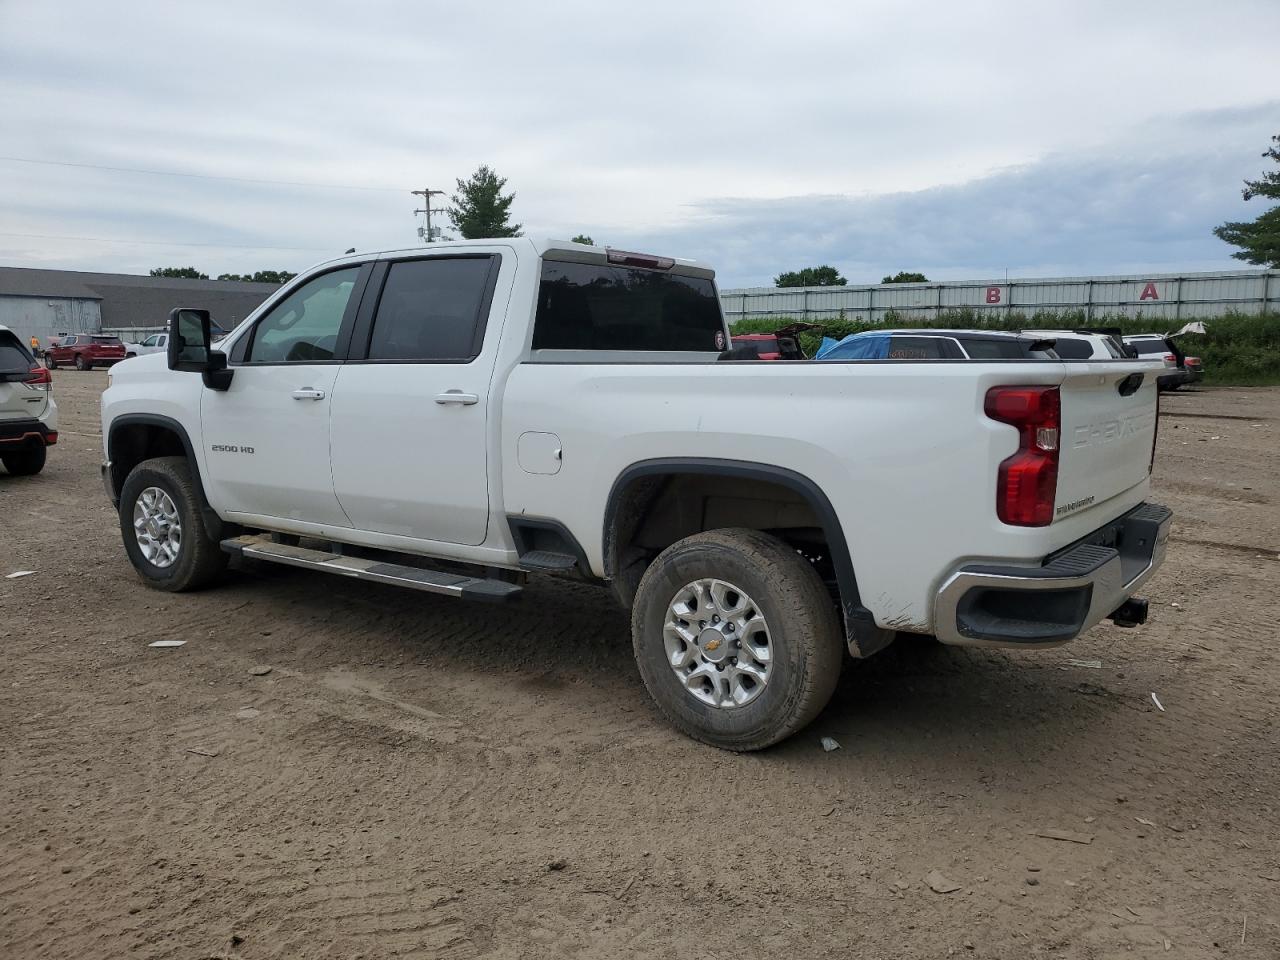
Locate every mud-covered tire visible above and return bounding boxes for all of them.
[119,456,227,591]
[631,528,844,751]
[1,443,47,476]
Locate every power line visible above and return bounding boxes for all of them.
[411,187,447,243]
[0,231,331,251]
[0,155,405,193]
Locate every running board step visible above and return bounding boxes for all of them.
[518,550,579,572]
[221,535,521,603]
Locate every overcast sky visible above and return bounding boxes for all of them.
[1,0,1276,287]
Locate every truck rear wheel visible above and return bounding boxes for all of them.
[75,355,90,371]
[631,528,843,751]
[119,456,227,591]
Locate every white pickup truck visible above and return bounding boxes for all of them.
[101,239,1171,749]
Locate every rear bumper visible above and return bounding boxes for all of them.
[933,502,1172,648]
[1157,370,1191,389]
[0,418,57,447]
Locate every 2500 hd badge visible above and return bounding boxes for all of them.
[210,444,254,454]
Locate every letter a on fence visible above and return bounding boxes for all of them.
[1140,282,1159,301]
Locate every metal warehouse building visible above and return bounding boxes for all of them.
[0,267,278,344]
[721,268,1280,325]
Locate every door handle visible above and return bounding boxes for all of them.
[434,391,479,406]
[291,388,326,401]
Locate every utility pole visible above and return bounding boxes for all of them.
[411,187,446,243]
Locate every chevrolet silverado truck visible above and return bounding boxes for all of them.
[100,239,1171,750]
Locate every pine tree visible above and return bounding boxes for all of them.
[1213,134,1280,268]
[447,165,522,239]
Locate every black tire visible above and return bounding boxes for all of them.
[631,528,844,751]
[1,443,47,476]
[45,355,57,370]
[119,456,228,591]
[74,355,89,371]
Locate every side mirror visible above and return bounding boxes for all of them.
[168,307,233,390]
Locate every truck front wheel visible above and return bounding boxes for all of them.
[119,456,228,591]
[631,528,843,751]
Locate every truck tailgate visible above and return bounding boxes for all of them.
[1055,365,1158,523]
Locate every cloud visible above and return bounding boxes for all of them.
[610,104,1279,286]
[0,0,1277,283]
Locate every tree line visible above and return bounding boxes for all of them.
[149,267,298,284]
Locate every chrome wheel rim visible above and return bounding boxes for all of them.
[664,578,772,709]
[133,486,182,568]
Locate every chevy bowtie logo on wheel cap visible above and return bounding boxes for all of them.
[704,637,722,652]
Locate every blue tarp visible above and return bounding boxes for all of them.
[813,331,892,360]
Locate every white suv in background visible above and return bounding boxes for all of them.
[0,324,58,475]
[1022,329,1128,360]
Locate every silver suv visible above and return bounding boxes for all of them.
[0,324,58,475]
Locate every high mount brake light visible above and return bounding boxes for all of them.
[606,249,676,270]
[985,386,1061,527]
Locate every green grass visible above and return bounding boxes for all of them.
[728,310,1280,386]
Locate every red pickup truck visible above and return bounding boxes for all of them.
[46,334,127,371]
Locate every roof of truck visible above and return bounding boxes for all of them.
[302,238,715,279]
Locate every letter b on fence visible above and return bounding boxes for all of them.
[985,286,1002,304]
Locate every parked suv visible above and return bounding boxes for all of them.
[0,325,58,475]
[46,333,127,371]
[1122,335,1203,390]
[1021,330,1128,360]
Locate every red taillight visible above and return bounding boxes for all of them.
[1185,356,1200,364]
[1163,353,1176,363]
[45,432,57,445]
[24,364,51,387]
[985,386,1060,526]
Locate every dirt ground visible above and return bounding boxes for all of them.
[2,370,1278,960]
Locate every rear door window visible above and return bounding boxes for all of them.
[533,261,725,352]
[365,256,496,361]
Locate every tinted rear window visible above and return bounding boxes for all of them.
[1050,336,1094,359]
[959,338,1029,359]
[0,331,33,372]
[1130,340,1168,356]
[533,262,724,352]
[92,336,123,345]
